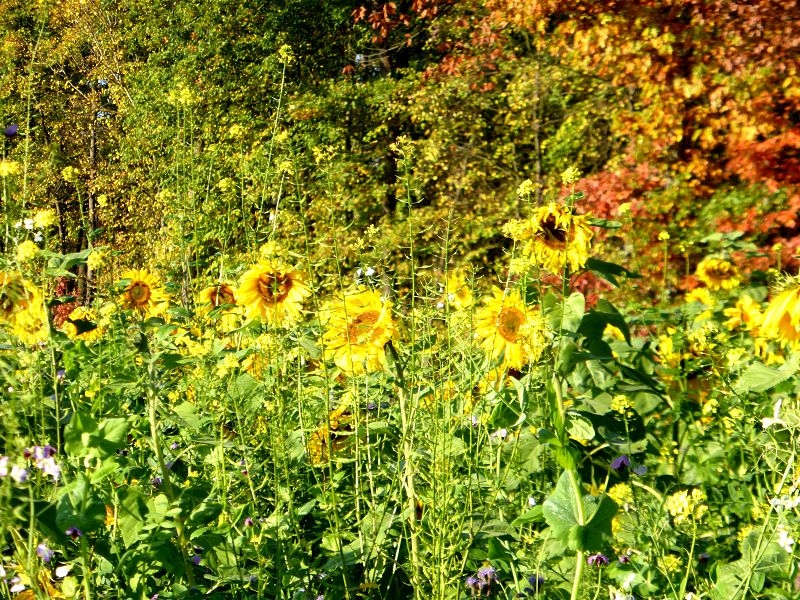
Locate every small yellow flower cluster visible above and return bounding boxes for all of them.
[610,394,634,417]
[33,209,57,229]
[61,166,79,183]
[686,323,718,354]
[658,555,682,574]
[560,166,582,186]
[15,240,39,263]
[0,160,20,177]
[665,488,708,524]
[87,249,107,271]
[166,82,196,107]
[608,483,634,509]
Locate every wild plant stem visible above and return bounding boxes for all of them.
[147,362,196,589]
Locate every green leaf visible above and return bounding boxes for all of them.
[56,474,107,534]
[566,413,595,443]
[578,299,631,345]
[585,258,641,287]
[543,470,617,552]
[734,355,798,393]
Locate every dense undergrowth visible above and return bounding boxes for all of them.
[1,156,800,600]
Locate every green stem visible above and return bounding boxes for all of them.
[79,534,93,600]
[388,341,421,597]
[567,468,586,600]
[147,363,196,588]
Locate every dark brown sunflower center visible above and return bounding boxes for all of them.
[0,279,29,317]
[127,282,151,306]
[257,274,291,303]
[497,307,525,342]
[538,215,571,248]
[210,285,235,307]
[347,311,381,345]
[706,265,733,279]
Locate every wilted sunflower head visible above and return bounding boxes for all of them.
[237,260,310,325]
[695,257,741,291]
[118,269,168,317]
[60,305,104,343]
[523,203,593,274]
[0,271,34,322]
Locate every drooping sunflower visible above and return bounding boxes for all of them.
[60,305,105,343]
[321,289,398,374]
[119,269,169,317]
[236,259,310,325]
[507,203,593,274]
[0,271,35,323]
[197,283,242,330]
[695,257,741,291]
[761,280,800,346]
[307,403,353,466]
[198,283,236,309]
[474,287,547,370]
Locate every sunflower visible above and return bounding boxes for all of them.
[60,305,105,343]
[199,283,236,308]
[197,283,242,330]
[236,259,310,325]
[119,269,168,317]
[723,294,762,332]
[8,289,48,346]
[506,203,593,274]
[307,403,353,466]
[441,272,473,310]
[0,271,35,323]
[474,287,547,370]
[695,257,741,291]
[321,289,398,374]
[761,280,800,346]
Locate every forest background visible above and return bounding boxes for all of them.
[1,0,798,294]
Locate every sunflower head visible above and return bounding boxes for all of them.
[60,305,104,343]
[200,283,236,308]
[474,287,547,370]
[441,272,474,311]
[761,278,800,346]
[321,289,398,374]
[513,203,593,274]
[119,269,169,317]
[695,257,741,291]
[237,260,310,325]
[0,271,34,322]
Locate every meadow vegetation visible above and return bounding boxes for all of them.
[1,1,800,599]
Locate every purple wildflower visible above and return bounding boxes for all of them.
[10,465,28,483]
[244,517,254,527]
[37,543,55,563]
[4,124,18,138]
[65,526,83,540]
[587,553,610,567]
[611,455,630,470]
